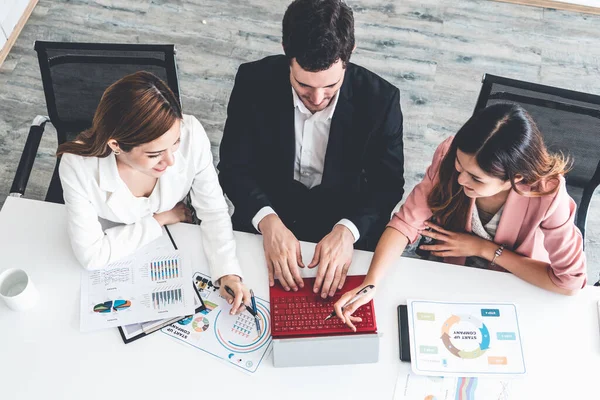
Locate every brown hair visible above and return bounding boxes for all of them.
[56,71,182,157]
[428,103,571,232]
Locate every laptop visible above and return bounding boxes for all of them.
[269,275,377,339]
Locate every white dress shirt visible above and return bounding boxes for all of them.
[252,88,360,242]
[59,114,243,282]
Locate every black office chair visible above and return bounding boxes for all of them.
[9,41,181,204]
[474,74,600,243]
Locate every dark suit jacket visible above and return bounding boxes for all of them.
[218,55,405,249]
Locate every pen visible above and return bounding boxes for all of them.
[224,285,256,317]
[324,285,375,321]
[250,289,261,336]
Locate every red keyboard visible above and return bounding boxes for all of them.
[269,275,377,338]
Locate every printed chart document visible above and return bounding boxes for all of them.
[80,236,194,331]
[162,272,272,374]
[393,372,510,400]
[407,300,525,377]
[119,284,205,343]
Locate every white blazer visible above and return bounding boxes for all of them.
[59,114,243,282]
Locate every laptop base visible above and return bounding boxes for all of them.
[272,333,379,367]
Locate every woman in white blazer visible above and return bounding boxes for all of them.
[57,71,249,313]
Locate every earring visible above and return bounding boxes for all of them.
[113,150,121,156]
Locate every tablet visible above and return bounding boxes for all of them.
[397,304,411,362]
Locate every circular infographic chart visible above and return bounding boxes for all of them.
[441,314,490,359]
[192,316,210,332]
[213,301,271,354]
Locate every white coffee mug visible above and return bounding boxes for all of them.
[0,269,40,311]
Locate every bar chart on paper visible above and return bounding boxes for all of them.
[394,373,511,400]
[152,287,183,310]
[80,235,195,331]
[150,257,181,281]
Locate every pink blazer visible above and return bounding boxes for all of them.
[388,137,587,290]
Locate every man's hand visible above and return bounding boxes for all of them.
[309,224,354,298]
[259,214,304,291]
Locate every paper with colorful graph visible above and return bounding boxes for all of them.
[80,235,195,331]
[393,372,511,400]
[407,300,525,377]
[161,272,272,374]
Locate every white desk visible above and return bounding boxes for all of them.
[0,196,598,399]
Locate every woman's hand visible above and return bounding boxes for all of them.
[153,202,193,226]
[419,221,488,258]
[219,274,251,315]
[332,283,377,332]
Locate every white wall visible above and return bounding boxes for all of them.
[0,0,30,53]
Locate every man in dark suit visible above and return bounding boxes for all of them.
[218,0,404,298]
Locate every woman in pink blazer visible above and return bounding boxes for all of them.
[335,103,587,330]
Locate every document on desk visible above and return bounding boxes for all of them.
[407,300,525,377]
[161,272,273,374]
[80,236,195,332]
[393,372,510,400]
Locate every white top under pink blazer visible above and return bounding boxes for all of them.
[388,137,587,290]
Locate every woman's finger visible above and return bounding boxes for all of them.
[425,221,451,235]
[343,310,357,332]
[333,292,353,324]
[242,286,252,308]
[231,287,244,315]
[219,285,234,304]
[420,244,451,251]
[431,251,452,257]
[421,230,449,241]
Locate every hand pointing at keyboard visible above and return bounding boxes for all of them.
[333,283,377,332]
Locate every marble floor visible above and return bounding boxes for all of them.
[1,0,599,283]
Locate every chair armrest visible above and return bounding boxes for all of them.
[9,116,51,197]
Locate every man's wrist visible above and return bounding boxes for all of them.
[259,214,281,235]
[334,224,354,241]
[253,207,277,233]
[335,219,360,243]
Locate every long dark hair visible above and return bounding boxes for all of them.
[56,71,182,157]
[428,103,571,231]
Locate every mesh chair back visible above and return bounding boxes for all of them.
[474,74,600,239]
[33,41,180,203]
[35,41,180,144]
